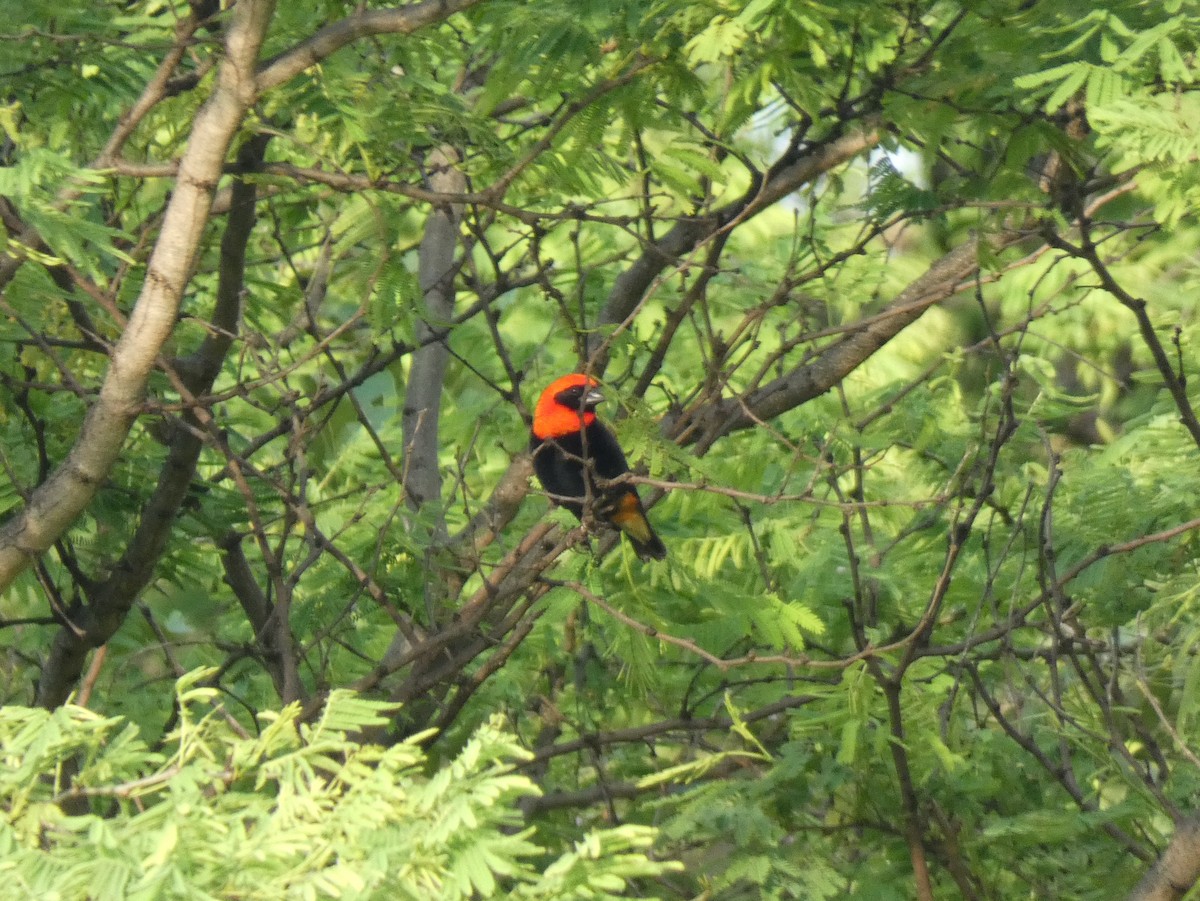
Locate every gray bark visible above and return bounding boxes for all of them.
[1128,818,1200,901]
[0,0,277,595]
[402,147,466,532]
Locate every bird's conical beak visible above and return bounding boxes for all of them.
[584,387,605,406]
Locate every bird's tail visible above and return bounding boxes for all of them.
[609,492,667,561]
[628,527,667,561]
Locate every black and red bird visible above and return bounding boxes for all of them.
[530,374,667,560]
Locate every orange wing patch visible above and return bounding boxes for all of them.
[608,492,654,544]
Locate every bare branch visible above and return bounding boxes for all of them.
[34,135,271,708]
[0,0,277,595]
[255,0,487,92]
[675,231,1028,449]
[403,147,465,523]
[1128,817,1200,901]
[593,127,881,354]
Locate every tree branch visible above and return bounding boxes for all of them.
[255,0,487,92]
[403,147,465,524]
[0,0,277,596]
[592,127,881,354]
[882,679,935,901]
[674,231,1028,449]
[1043,229,1200,452]
[1128,817,1200,901]
[34,135,271,708]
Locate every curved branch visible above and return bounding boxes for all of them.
[593,128,881,347]
[1043,229,1200,452]
[1128,817,1200,901]
[255,0,487,92]
[34,135,271,708]
[674,231,1028,449]
[0,0,276,595]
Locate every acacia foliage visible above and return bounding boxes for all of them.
[0,671,676,900]
[2,0,1200,898]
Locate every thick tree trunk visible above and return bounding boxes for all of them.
[402,146,465,530]
[1128,818,1200,901]
[0,0,277,595]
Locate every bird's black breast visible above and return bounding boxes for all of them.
[530,421,630,518]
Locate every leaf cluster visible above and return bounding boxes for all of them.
[0,672,679,900]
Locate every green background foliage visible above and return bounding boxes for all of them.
[0,673,677,899]
[3,0,1200,897]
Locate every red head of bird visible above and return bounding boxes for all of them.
[528,373,667,561]
[532,373,605,440]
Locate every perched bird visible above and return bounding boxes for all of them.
[530,373,667,560]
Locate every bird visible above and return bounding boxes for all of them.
[529,373,667,560]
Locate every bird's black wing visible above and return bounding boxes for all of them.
[584,421,631,480]
[586,423,666,560]
[531,421,635,520]
[531,432,587,516]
